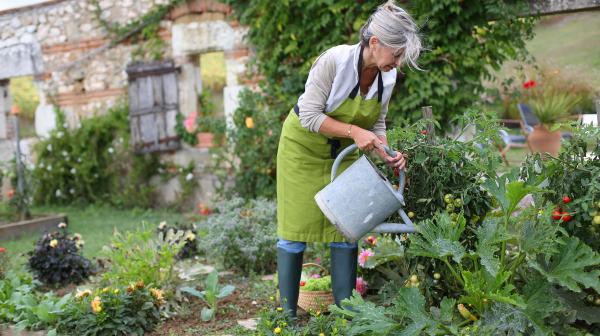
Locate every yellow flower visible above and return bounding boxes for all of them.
[319,333,325,336]
[127,283,136,293]
[276,307,283,312]
[102,287,110,293]
[91,296,102,314]
[185,231,196,241]
[274,327,282,334]
[113,289,119,294]
[135,279,145,289]
[75,289,92,299]
[245,117,254,129]
[150,288,165,304]
[49,239,58,248]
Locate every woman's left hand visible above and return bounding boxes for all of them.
[374,146,407,169]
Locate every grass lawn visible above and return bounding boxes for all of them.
[527,12,600,88]
[0,205,190,269]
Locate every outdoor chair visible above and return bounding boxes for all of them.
[498,129,527,165]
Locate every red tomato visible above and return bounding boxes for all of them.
[299,281,306,286]
[561,213,572,223]
[420,130,428,135]
[562,196,571,204]
[552,210,562,220]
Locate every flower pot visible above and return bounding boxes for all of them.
[196,132,215,148]
[528,125,561,157]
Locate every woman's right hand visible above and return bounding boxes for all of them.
[351,126,382,152]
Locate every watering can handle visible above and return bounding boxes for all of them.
[330,144,406,195]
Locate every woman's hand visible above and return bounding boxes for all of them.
[380,149,407,169]
[351,127,382,152]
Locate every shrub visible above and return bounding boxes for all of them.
[31,102,160,208]
[100,226,185,295]
[212,89,282,199]
[56,282,163,336]
[199,197,277,275]
[156,221,199,260]
[27,224,92,286]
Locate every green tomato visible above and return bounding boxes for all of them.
[453,198,463,207]
[596,201,600,209]
[444,194,454,204]
[593,216,600,225]
[446,204,455,213]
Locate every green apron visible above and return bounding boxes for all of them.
[276,46,385,242]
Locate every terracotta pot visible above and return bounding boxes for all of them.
[196,132,215,148]
[528,125,561,157]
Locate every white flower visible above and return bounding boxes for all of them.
[56,131,64,138]
[58,222,67,228]
[47,144,52,152]
[158,221,167,229]
[39,162,45,168]
[55,189,62,197]
[62,150,68,157]
[69,188,75,194]
[93,174,98,178]
[77,158,82,163]
[108,147,114,154]
[47,165,52,171]
[63,122,68,128]
[118,137,123,143]
[70,168,76,174]
[185,173,194,181]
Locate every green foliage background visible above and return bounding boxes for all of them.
[219,0,536,199]
[226,0,536,126]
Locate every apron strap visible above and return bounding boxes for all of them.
[349,46,383,102]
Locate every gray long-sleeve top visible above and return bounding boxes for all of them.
[296,43,397,136]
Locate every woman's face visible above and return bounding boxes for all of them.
[369,37,404,72]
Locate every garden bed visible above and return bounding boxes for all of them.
[0,214,67,240]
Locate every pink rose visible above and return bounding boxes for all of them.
[184,112,198,133]
[358,249,374,267]
[356,277,367,296]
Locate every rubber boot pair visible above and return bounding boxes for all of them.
[277,245,357,317]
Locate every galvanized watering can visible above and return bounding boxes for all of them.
[314,144,415,242]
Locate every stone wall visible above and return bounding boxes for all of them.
[0,0,252,205]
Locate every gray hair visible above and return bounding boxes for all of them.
[360,0,422,70]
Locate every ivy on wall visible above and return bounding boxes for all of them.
[225,0,537,125]
[91,0,185,60]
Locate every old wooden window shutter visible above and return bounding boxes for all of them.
[126,60,180,153]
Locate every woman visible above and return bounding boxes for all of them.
[276,0,421,317]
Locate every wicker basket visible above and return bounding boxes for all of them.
[297,263,334,312]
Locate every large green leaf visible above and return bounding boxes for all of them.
[329,291,398,335]
[518,209,560,256]
[529,236,600,293]
[521,276,564,334]
[461,270,525,313]
[475,218,511,277]
[408,212,466,263]
[483,172,539,217]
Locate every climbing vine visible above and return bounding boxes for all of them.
[91,0,185,60]
[225,0,537,126]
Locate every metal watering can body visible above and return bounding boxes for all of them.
[314,144,416,242]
